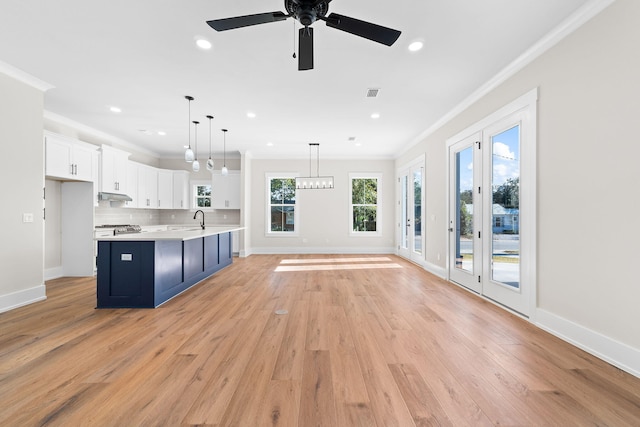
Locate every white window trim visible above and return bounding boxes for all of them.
[265,172,299,237]
[191,179,213,211]
[349,172,383,237]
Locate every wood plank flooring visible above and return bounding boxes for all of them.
[1,254,639,426]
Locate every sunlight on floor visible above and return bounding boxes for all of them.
[279,257,393,264]
[275,257,402,272]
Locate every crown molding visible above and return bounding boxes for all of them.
[43,110,160,158]
[0,60,54,92]
[399,0,616,157]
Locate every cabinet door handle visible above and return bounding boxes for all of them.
[70,164,74,175]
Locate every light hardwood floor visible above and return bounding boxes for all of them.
[1,255,639,426]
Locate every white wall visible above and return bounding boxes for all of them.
[0,71,46,312]
[397,0,640,372]
[44,179,62,278]
[249,158,395,254]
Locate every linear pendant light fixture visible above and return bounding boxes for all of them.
[184,96,195,163]
[296,143,334,189]
[221,129,228,176]
[192,120,200,172]
[206,115,214,172]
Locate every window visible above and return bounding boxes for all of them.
[266,174,297,235]
[192,181,212,209]
[350,173,382,235]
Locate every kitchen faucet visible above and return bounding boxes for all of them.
[193,210,205,230]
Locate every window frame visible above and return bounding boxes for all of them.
[191,179,213,211]
[349,172,383,237]
[265,173,299,237]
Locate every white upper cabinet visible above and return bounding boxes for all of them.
[124,161,139,208]
[138,164,158,209]
[100,145,130,194]
[157,169,174,209]
[212,170,241,209]
[45,132,98,182]
[172,170,190,210]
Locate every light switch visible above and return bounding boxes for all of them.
[23,213,34,223]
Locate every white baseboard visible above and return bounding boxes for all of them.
[248,246,396,255]
[536,309,640,379]
[0,285,47,314]
[44,266,64,281]
[423,261,446,279]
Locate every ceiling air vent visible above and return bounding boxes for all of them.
[366,88,380,98]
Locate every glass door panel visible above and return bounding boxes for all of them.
[456,146,474,273]
[449,133,481,293]
[413,169,422,254]
[401,175,409,250]
[490,125,520,289]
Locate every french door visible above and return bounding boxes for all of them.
[447,90,536,317]
[398,158,424,264]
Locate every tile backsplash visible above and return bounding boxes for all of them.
[95,206,240,227]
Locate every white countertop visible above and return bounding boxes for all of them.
[95,226,243,242]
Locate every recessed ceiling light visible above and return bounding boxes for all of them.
[371,113,381,119]
[157,131,166,136]
[267,142,274,147]
[408,41,424,52]
[355,143,362,147]
[196,38,212,50]
[109,106,122,113]
[247,112,256,119]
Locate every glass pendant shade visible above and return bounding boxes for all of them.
[185,148,194,163]
[184,95,194,163]
[206,115,214,172]
[221,128,228,176]
[192,120,200,172]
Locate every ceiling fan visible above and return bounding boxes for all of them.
[206,0,401,71]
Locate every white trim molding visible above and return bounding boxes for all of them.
[536,309,640,379]
[0,285,47,314]
[400,0,615,156]
[0,60,54,92]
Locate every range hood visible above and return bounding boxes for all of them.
[98,192,133,202]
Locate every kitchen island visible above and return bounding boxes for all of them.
[96,226,242,308]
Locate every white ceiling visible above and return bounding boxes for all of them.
[1,0,591,160]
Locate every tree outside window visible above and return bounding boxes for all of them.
[194,184,211,208]
[350,174,381,234]
[268,176,297,233]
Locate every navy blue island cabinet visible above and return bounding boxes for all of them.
[97,231,233,308]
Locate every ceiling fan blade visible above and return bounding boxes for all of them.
[207,11,288,31]
[324,13,401,46]
[299,27,314,71]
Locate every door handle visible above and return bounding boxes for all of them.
[448,228,454,232]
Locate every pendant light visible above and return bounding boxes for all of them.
[295,143,334,189]
[184,96,195,163]
[192,120,200,172]
[221,128,229,176]
[206,115,214,172]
